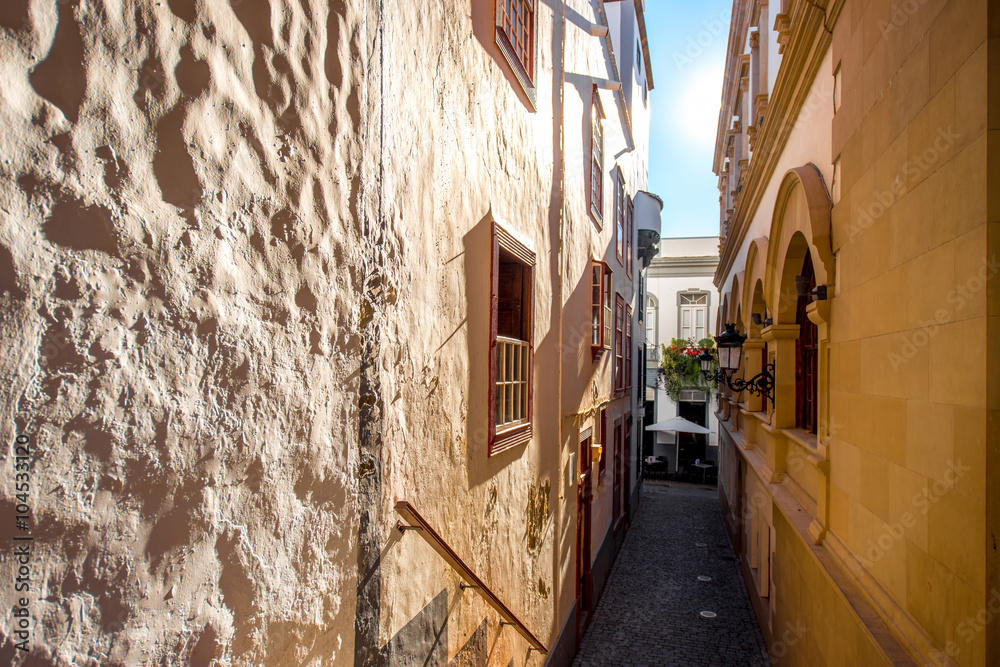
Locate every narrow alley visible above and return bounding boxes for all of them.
[575,482,770,666]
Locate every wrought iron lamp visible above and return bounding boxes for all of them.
[698,323,775,402]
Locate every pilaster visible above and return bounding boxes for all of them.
[762,324,799,430]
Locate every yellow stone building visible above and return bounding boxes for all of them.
[712,0,998,664]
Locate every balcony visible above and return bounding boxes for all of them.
[634,190,663,265]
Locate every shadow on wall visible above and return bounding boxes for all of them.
[30,0,86,123]
[378,588,491,666]
[463,212,527,490]
[560,243,602,412]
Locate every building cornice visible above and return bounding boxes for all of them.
[712,0,751,174]
[648,255,720,278]
[713,0,845,289]
[633,0,654,89]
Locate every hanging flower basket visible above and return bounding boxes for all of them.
[658,337,718,402]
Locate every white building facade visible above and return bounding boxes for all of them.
[644,236,720,471]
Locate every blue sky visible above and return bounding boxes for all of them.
[645,0,732,238]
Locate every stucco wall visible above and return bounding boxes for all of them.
[374,0,562,662]
[0,0,656,664]
[0,0,377,663]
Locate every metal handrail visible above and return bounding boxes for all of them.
[394,500,548,654]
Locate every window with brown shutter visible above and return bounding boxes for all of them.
[614,169,625,266]
[495,0,536,102]
[614,294,625,394]
[626,195,634,278]
[625,304,632,391]
[590,89,605,225]
[591,260,613,357]
[490,223,535,454]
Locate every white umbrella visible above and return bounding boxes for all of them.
[646,416,711,434]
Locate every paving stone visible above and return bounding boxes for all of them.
[573,481,770,667]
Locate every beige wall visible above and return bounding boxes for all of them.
[0,0,377,663]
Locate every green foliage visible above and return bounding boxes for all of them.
[659,337,717,402]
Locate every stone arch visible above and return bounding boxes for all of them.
[727,271,744,324]
[746,278,768,338]
[741,236,770,325]
[718,294,728,336]
[764,165,833,324]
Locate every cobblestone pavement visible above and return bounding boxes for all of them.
[573,481,770,667]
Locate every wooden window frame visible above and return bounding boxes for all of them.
[614,296,623,393]
[626,195,634,279]
[489,222,536,455]
[495,0,537,105]
[591,260,612,358]
[614,168,625,266]
[625,304,632,391]
[590,88,605,226]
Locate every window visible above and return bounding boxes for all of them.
[795,254,818,434]
[590,89,605,224]
[489,223,535,454]
[678,292,709,341]
[614,169,625,265]
[626,195,634,278]
[614,294,624,394]
[495,0,536,100]
[599,408,608,480]
[591,260,612,355]
[625,304,632,391]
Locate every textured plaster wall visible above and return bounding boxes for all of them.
[0,0,379,664]
[0,0,653,664]
[373,0,562,663]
